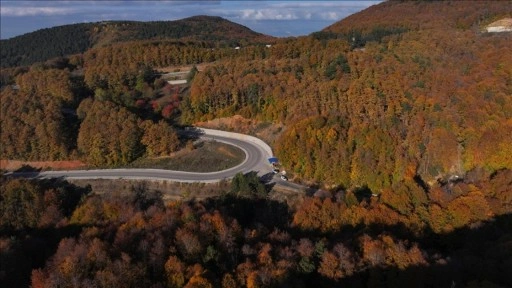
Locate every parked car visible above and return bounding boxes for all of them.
[272,168,280,174]
[280,175,288,181]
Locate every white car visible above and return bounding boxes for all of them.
[280,175,288,181]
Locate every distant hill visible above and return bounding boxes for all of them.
[323,1,512,33]
[313,1,512,49]
[0,15,274,68]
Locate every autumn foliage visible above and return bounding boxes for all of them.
[1,173,511,287]
[181,1,512,192]
[1,2,512,286]
[2,2,510,189]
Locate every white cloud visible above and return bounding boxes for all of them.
[320,12,341,21]
[225,1,381,22]
[270,1,380,9]
[0,7,76,17]
[239,9,299,21]
[1,0,383,39]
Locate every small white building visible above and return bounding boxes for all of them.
[485,18,512,33]
[167,80,187,85]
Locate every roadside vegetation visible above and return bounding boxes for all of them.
[128,140,245,172]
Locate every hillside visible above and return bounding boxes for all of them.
[2,1,511,189]
[323,1,512,33]
[0,15,274,68]
[182,1,512,191]
[2,2,512,287]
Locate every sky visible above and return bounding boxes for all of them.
[0,1,381,40]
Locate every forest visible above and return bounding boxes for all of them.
[1,1,512,287]
[181,1,512,191]
[1,170,511,287]
[0,15,273,68]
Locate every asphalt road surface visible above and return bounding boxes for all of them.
[6,129,275,183]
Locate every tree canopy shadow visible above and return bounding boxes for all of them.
[293,213,512,288]
[0,178,91,288]
[202,194,291,229]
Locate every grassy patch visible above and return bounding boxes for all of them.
[130,140,245,172]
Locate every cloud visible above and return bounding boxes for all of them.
[221,1,380,22]
[270,1,380,9]
[319,12,342,21]
[0,0,220,18]
[1,0,383,39]
[0,7,77,17]
[239,9,299,20]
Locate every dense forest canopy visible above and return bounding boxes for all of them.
[0,68,79,160]
[0,61,182,166]
[0,15,274,68]
[323,1,512,33]
[1,172,511,287]
[182,1,512,191]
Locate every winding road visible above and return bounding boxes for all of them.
[6,128,276,183]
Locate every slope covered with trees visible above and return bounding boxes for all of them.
[0,61,181,166]
[1,1,510,189]
[1,173,511,287]
[0,17,269,166]
[1,15,274,68]
[182,1,512,191]
[0,67,80,160]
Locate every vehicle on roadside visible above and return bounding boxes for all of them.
[280,175,288,181]
[272,168,280,174]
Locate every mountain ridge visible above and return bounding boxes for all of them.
[1,15,274,68]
